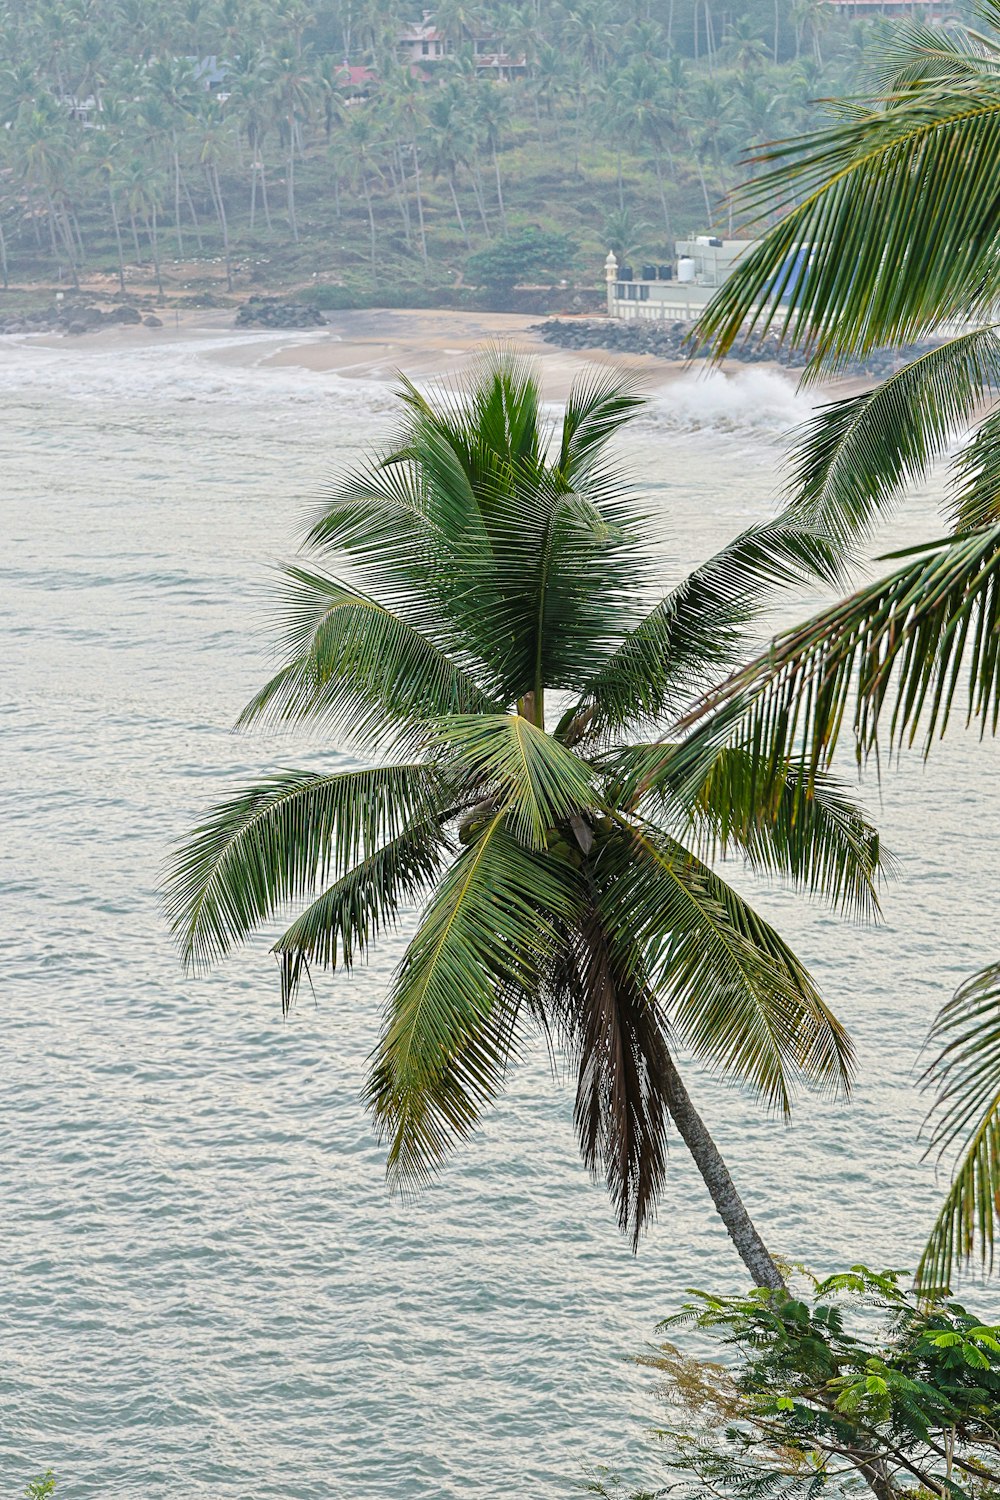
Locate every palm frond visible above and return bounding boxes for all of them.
[783,329,1000,551]
[334,356,651,704]
[272,820,451,1012]
[919,962,1000,1290]
[873,20,998,92]
[547,904,672,1249]
[676,524,1000,789]
[365,814,584,1187]
[569,516,843,743]
[557,366,646,484]
[435,713,596,849]
[608,743,886,921]
[596,818,854,1113]
[164,763,444,969]
[951,405,1000,530]
[696,74,1000,361]
[235,565,503,748]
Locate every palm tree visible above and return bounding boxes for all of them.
[267,44,315,243]
[692,15,1000,1290]
[165,353,883,1289]
[342,106,381,280]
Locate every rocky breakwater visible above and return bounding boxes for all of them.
[532,318,941,380]
[235,296,326,330]
[0,300,159,336]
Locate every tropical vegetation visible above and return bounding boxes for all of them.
[164,350,887,1288]
[588,1266,1000,1500]
[0,0,918,297]
[685,3,1000,1290]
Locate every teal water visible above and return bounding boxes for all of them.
[3,326,999,1498]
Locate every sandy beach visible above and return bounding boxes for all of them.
[21,303,756,399]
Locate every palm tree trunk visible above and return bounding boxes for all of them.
[173,134,184,256]
[148,206,164,298]
[654,155,672,239]
[363,173,377,281]
[660,1049,784,1289]
[259,157,273,232]
[448,173,471,248]
[108,189,126,294]
[287,114,298,242]
[388,149,413,247]
[209,164,233,291]
[181,174,204,249]
[410,136,428,267]
[491,143,507,231]
[471,164,491,236]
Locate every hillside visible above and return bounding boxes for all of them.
[0,0,950,305]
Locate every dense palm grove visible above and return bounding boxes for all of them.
[1,0,895,297]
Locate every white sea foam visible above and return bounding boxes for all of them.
[643,365,812,436]
[0,329,398,418]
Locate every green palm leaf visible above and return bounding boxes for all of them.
[569,515,843,743]
[783,329,1000,552]
[951,406,1000,530]
[272,821,451,1012]
[920,964,1000,1290]
[165,763,444,969]
[372,355,651,703]
[597,818,854,1112]
[365,813,584,1187]
[434,713,596,849]
[557,365,646,483]
[236,565,503,748]
[677,524,1000,787]
[696,67,1000,361]
[609,743,886,920]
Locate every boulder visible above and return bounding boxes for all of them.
[143,315,164,328]
[235,295,325,329]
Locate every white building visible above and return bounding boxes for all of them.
[604,239,757,322]
[397,11,526,75]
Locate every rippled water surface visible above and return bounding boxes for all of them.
[3,326,999,1498]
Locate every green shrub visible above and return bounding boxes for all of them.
[464,228,578,290]
[24,1473,55,1499]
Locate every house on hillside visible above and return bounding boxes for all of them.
[397,11,526,77]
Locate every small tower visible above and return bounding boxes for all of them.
[604,250,618,317]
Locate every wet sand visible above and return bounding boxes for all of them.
[20,302,860,400]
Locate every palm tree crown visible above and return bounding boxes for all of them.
[166,351,884,1287]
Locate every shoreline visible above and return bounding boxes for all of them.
[1,304,862,400]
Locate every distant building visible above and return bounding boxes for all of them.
[335,63,376,101]
[397,11,526,76]
[604,239,758,322]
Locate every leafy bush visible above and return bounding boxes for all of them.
[464,228,577,289]
[591,1267,1000,1500]
[24,1474,55,1500]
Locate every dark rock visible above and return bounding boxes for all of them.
[110,305,142,324]
[67,321,88,336]
[530,318,943,379]
[143,315,164,328]
[235,295,326,329]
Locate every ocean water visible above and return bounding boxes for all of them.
[3,326,999,1499]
